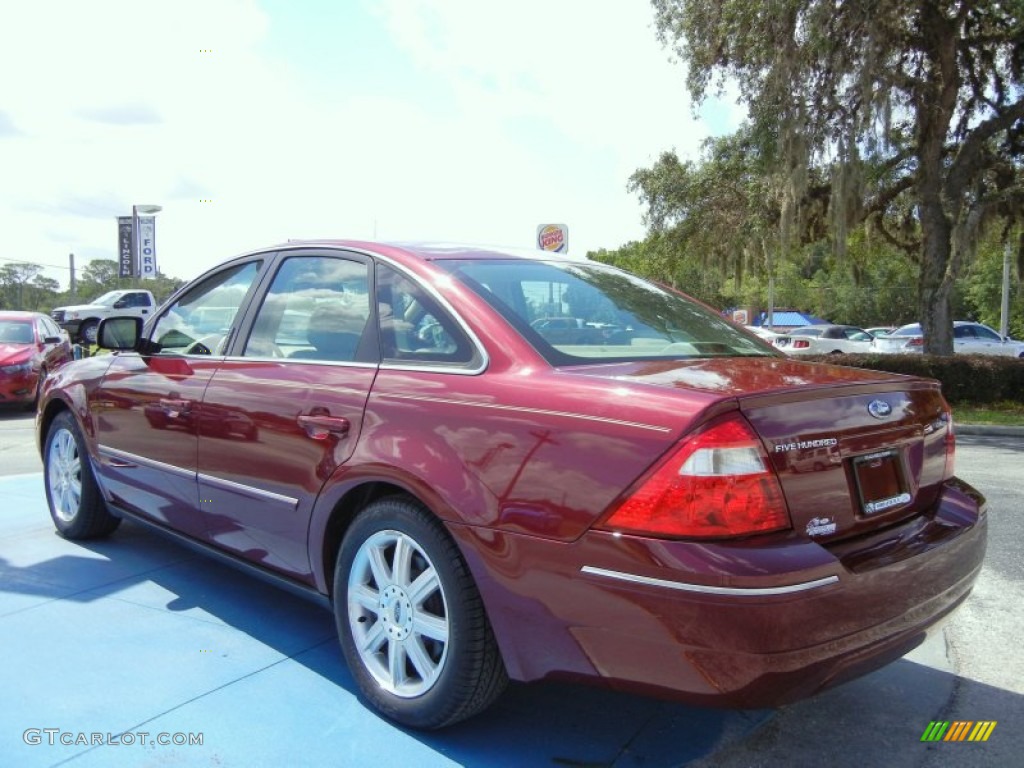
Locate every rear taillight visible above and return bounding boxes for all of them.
[793,339,810,349]
[943,410,955,480]
[908,337,924,347]
[600,414,791,538]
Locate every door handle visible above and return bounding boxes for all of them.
[297,414,351,440]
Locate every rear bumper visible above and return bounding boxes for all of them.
[450,478,986,707]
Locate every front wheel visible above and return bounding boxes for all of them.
[44,411,120,539]
[334,497,507,729]
[78,319,99,345]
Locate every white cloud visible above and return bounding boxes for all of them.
[0,0,735,290]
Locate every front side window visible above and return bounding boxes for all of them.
[41,317,62,338]
[972,325,1002,341]
[441,259,775,364]
[149,261,261,355]
[244,255,371,362]
[126,292,151,308]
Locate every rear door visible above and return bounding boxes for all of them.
[197,251,377,580]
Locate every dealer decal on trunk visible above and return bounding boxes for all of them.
[806,516,837,536]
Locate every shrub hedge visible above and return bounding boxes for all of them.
[800,353,1024,405]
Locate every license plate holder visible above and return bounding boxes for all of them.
[853,450,910,515]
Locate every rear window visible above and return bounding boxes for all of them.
[440,259,776,364]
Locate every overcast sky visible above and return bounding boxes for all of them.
[0,0,741,289]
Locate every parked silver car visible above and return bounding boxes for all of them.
[873,321,1024,357]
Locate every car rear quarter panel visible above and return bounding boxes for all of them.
[306,363,729,593]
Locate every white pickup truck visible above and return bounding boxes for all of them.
[51,289,157,344]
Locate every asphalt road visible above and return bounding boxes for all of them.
[3,406,1021,766]
[0,407,40,476]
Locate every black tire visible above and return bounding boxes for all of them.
[79,319,98,345]
[44,411,120,539]
[334,496,507,729]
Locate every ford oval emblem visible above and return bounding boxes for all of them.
[868,400,892,419]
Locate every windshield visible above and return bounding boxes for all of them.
[441,259,777,364]
[93,291,124,306]
[0,320,34,344]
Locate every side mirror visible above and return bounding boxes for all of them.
[42,335,63,345]
[98,316,142,350]
[113,298,128,309]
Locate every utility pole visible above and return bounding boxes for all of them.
[69,253,77,299]
[999,237,1010,338]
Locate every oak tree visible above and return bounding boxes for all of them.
[652,0,1024,353]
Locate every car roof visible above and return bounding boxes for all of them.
[266,240,591,264]
[894,321,984,332]
[0,311,42,321]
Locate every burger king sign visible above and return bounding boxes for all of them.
[536,223,569,253]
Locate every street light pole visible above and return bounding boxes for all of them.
[1000,235,1011,338]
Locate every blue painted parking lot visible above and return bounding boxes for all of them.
[0,472,771,767]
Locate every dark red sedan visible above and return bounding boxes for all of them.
[37,242,986,729]
[0,311,72,409]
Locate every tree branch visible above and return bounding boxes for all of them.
[871,212,920,260]
[945,97,1024,201]
[865,175,916,217]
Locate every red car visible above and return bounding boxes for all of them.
[37,242,986,729]
[0,311,72,409]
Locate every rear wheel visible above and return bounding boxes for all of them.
[334,497,507,729]
[44,411,120,539]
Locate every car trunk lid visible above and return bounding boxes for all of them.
[567,358,952,543]
[737,386,950,544]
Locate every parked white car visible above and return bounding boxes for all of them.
[865,326,896,337]
[873,321,1024,357]
[744,325,783,341]
[773,325,876,356]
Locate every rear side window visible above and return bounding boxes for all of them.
[375,263,479,367]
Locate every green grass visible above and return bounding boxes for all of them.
[953,402,1024,426]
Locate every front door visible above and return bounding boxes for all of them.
[91,260,264,537]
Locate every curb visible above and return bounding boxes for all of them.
[955,424,1024,437]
